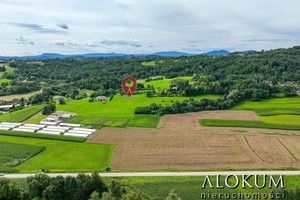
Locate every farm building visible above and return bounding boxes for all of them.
[0,104,13,111]
[12,98,20,104]
[45,118,56,122]
[53,96,63,101]
[58,114,73,120]
[96,96,107,101]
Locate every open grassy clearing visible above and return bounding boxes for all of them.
[56,94,221,118]
[0,67,15,77]
[64,116,130,128]
[140,76,194,89]
[233,96,300,112]
[254,107,300,116]
[0,91,40,101]
[0,79,12,85]
[127,115,160,128]
[260,115,300,125]
[142,79,171,89]
[141,60,164,66]
[0,141,45,173]
[0,135,114,173]
[0,105,44,122]
[0,129,86,142]
[26,112,47,124]
[200,119,300,131]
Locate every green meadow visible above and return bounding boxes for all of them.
[0,79,12,85]
[0,141,45,173]
[142,79,171,89]
[260,115,300,125]
[232,96,300,127]
[200,119,300,131]
[0,135,113,173]
[0,91,40,101]
[111,175,297,200]
[233,96,300,111]
[141,60,164,66]
[140,76,194,89]
[0,67,15,77]
[0,129,86,142]
[127,115,160,128]
[27,112,47,124]
[64,116,130,128]
[0,105,44,122]
[56,94,221,118]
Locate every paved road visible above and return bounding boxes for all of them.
[2,171,300,179]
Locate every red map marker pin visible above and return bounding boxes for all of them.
[122,77,137,97]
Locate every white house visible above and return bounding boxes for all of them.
[96,96,107,101]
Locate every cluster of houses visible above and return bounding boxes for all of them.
[0,98,20,112]
[54,95,108,103]
[265,81,300,93]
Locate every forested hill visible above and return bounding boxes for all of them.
[4,46,300,92]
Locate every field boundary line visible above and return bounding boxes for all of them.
[276,137,298,161]
[243,136,264,162]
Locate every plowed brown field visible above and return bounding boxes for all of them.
[87,110,300,171]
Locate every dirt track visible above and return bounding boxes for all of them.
[87,110,300,171]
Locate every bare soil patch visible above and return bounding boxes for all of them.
[87,127,300,171]
[87,110,300,171]
[158,110,260,130]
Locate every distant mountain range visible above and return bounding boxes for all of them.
[0,50,253,60]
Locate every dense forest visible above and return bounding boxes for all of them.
[1,46,299,110]
[4,46,300,92]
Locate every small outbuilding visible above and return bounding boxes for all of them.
[12,98,20,105]
[96,96,107,101]
[58,114,73,120]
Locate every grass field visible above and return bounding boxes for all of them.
[142,79,171,89]
[0,129,87,142]
[9,175,300,199]
[0,141,45,173]
[254,107,300,116]
[200,119,300,130]
[0,79,12,85]
[260,115,300,125]
[64,116,130,128]
[27,112,47,124]
[0,105,44,122]
[0,135,114,173]
[56,94,222,118]
[0,67,15,77]
[0,91,40,101]
[114,175,297,200]
[140,76,194,89]
[127,115,160,128]
[233,96,300,112]
[141,60,163,66]
[232,96,300,127]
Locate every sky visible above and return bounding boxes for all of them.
[0,0,300,56]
